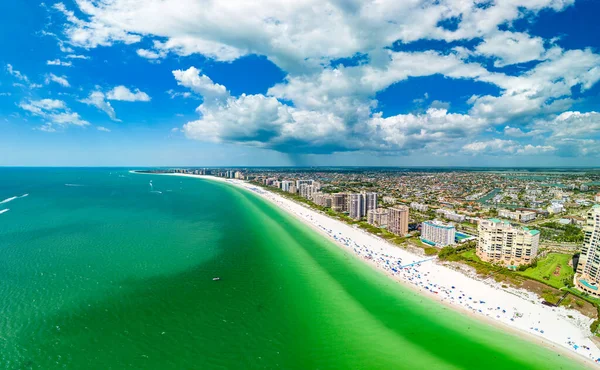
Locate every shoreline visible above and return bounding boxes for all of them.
[134,171,599,367]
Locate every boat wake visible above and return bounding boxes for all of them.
[0,194,29,205]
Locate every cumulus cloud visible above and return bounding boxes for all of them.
[106,85,151,102]
[97,126,111,132]
[49,0,600,157]
[47,59,72,67]
[45,73,70,87]
[19,98,89,130]
[462,139,555,156]
[80,91,119,121]
[52,0,575,70]
[474,31,547,67]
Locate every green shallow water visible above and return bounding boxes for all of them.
[0,168,581,369]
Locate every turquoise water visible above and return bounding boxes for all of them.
[0,168,584,369]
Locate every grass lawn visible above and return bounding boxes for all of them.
[518,253,574,289]
[460,249,481,262]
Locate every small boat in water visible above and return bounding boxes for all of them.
[212,277,221,281]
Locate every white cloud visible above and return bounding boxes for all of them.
[6,64,29,82]
[106,85,151,102]
[66,54,90,59]
[80,91,119,121]
[18,98,89,130]
[97,126,111,132]
[475,31,546,67]
[49,0,600,158]
[53,0,575,71]
[534,111,600,138]
[462,139,555,156]
[45,73,70,87]
[47,59,73,67]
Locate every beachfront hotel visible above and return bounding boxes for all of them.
[421,220,456,247]
[476,219,540,267]
[367,208,389,227]
[575,205,600,297]
[388,206,409,236]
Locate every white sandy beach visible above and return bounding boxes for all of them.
[142,172,600,366]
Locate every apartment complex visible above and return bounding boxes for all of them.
[332,193,348,213]
[388,206,409,236]
[421,220,456,247]
[347,192,378,220]
[410,202,429,212]
[575,205,600,297]
[476,219,540,267]
[498,209,537,223]
[367,208,389,227]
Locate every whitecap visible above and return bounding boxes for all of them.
[65,184,84,187]
[0,196,17,204]
[0,209,9,215]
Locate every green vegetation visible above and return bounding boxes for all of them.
[538,222,584,243]
[517,253,574,289]
[424,247,438,256]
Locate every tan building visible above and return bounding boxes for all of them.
[332,193,348,213]
[575,205,600,297]
[476,219,540,267]
[388,206,409,236]
[367,208,389,227]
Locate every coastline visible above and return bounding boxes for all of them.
[134,171,599,367]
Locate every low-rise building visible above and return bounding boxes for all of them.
[410,202,429,212]
[497,209,536,223]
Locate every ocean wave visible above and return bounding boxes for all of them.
[65,184,84,187]
[0,209,9,215]
[150,190,163,194]
[0,196,17,205]
[0,194,27,204]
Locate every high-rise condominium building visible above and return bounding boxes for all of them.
[367,208,389,227]
[348,193,364,220]
[476,219,540,267]
[299,184,315,200]
[388,206,409,236]
[332,193,348,213]
[575,205,600,296]
[280,180,293,192]
[296,179,314,189]
[421,220,456,247]
[362,192,378,214]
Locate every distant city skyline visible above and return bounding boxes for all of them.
[1,1,600,166]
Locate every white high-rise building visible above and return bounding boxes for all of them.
[299,184,316,200]
[476,219,540,267]
[575,205,600,297]
[280,180,293,192]
[362,192,378,214]
[421,220,455,247]
[348,193,364,220]
[296,179,314,189]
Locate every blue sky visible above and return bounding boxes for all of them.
[1,0,600,167]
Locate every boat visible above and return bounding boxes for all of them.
[212,277,220,281]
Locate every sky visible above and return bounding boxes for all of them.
[1,0,600,167]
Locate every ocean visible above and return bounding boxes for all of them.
[0,168,580,369]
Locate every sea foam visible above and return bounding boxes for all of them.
[0,209,9,215]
